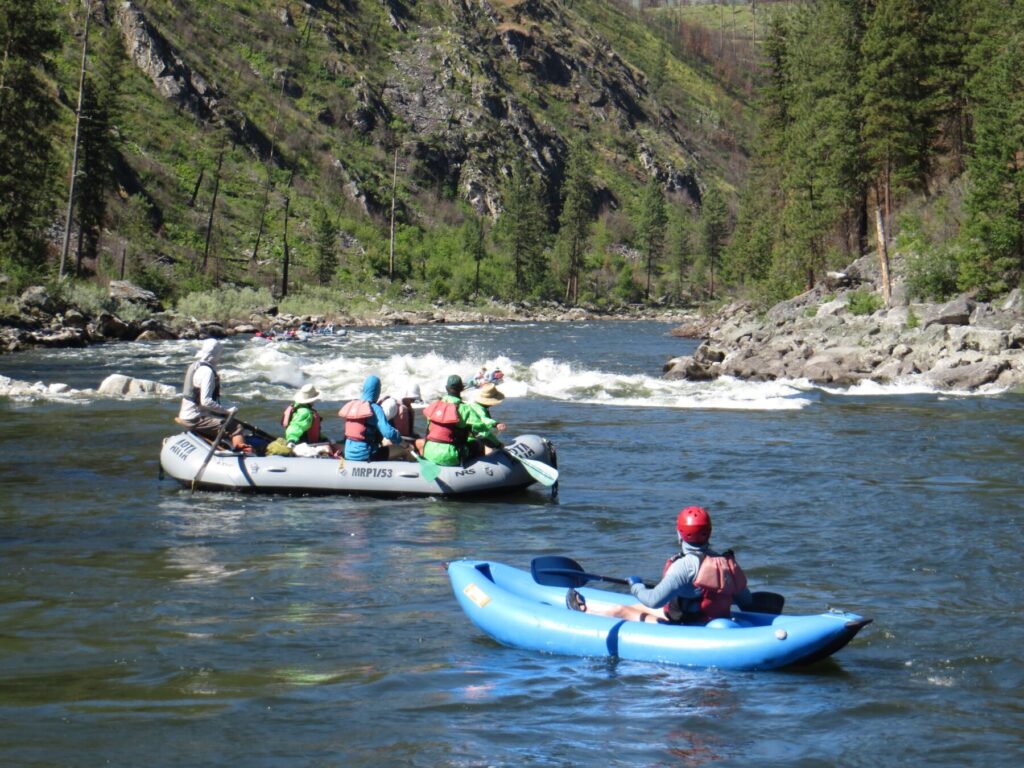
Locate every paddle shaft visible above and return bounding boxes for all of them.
[191,412,234,491]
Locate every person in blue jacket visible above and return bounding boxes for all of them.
[337,375,402,461]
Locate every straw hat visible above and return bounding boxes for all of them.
[475,382,505,407]
[293,383,321,405]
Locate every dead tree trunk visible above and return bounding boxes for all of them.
[59,0,93,280]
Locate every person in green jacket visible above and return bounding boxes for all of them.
[464,381,506,458]
[415,375,493,466]
[282,384,327,445]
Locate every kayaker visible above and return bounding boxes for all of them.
[464,381,506,457]
[414,375,493,466]
[177,338,251,453]
[567,506,754,623]
[338,374,402,462]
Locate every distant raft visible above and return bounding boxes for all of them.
[160,432,557,497]
[447,559,872,671]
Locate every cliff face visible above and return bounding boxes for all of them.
[103,0,742,230]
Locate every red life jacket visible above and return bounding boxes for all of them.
[392,402,413,437]
[662,550,747,623]
[423,399,466,445]
[281,404,322,443]
[339,399,374,442]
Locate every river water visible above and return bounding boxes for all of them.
[1,321,1021,766]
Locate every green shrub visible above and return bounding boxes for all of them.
[58,280,117,316]
[847,289,883,316]
[176,286,275,324]
[906,247,959,300]
[906,307,920,329]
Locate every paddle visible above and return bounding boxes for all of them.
[505,451,559,487]
[191,410,235,492]
[530,555,785,614]
[415,453,441,483]
[235,417,276,441]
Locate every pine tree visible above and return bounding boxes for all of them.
[635,175,667,300]
[699,185,728,298]
[76,21,125,274]
[496,158,547,299]
[556,138,595,305]
[959,0,1024,297]
[861,0,935,232]
[462,214,486,298]
[0,1,60,282]
[313,205,336,286]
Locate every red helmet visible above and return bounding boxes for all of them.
[677,506,712,545]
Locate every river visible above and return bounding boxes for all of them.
[1,321,1021,766]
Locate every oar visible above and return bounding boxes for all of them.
[191,411,235,492]
[414,453,441,483]
[504,451,559,487]
[235,417,276,441]
[530,556,785,614]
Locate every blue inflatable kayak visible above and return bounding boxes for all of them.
[447,559,871,671]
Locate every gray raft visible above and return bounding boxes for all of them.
[160,431,557,497]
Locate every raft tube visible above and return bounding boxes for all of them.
[448,559,871,671]
[160,432,556,497]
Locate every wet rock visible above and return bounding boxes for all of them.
[98,373,176,396]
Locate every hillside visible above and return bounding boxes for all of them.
[13,0,755,304]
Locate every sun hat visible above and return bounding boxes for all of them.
[293,383,321,404]
[475,382,505,407]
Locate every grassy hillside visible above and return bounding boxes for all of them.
[27,0,756,307]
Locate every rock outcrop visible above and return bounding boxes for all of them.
[664,255,1024,392]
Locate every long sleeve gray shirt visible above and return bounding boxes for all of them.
[629,542,752,614]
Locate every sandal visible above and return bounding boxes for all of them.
[565,588,587,612]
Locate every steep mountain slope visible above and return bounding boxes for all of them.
[61,0,753,292]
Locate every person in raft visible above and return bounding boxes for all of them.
[414,375,494,466]
[338,375,402,462]
[566,506,754,624]
[377,383,423,440]
[177,338,251,453]
[464,381,506,457]
[282,383,340,454]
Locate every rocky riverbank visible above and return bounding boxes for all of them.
[0,281,695,355]
[664,254,1024,392]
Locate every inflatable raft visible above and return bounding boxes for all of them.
[160,432,556,497]
[448,559,871,671]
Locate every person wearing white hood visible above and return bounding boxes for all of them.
[177,338,251,452]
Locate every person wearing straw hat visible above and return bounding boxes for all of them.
[282,383,330,446]
[465,381,506,457]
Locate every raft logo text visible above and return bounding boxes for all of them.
[169,439,197,460]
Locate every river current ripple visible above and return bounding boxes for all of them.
[1,321,1021,767]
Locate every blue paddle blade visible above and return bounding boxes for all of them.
[531,556,591,588]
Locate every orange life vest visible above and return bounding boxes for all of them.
[662,550,747,623]
[423,400,467,445]
[281,404,322,443]
[339,399,375,442]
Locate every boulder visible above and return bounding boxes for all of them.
[925,359,1009,390]
[97,373,176,396]
[923,295,975,328]
[18,285,60,316]
[108,280,163,311]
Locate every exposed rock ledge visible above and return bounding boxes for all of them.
[664,255,1024,392]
